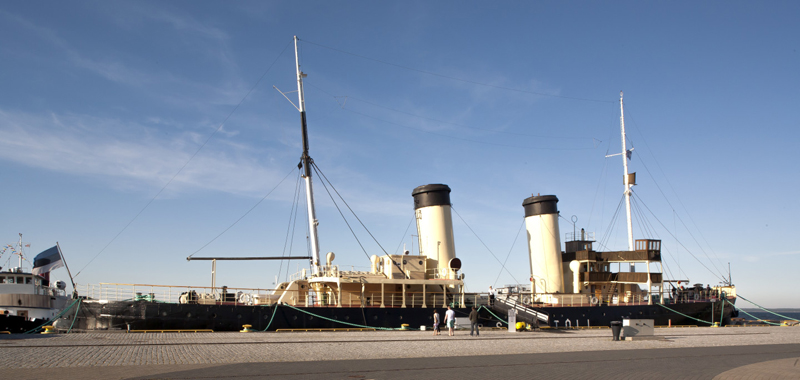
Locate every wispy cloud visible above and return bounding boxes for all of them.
[743,250,800,263]
[1,9,246,107]
[0,108,417,222]
[0,109,289,197]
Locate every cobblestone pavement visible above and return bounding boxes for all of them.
[1,326,799,379]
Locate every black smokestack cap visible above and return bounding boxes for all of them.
[412,184,451,210]
[523,195,559,217]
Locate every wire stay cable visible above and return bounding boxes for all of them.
[451,206,521,284]
[493,219,526,287]
[74,40,294,278]
[187,166,297,258]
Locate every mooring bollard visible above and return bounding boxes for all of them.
[610,321,622,341]
[240,324,254,333]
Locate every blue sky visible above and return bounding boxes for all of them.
[1,1,798,307]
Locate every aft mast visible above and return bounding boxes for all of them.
[619,91,635,252]
[294,36,321,276]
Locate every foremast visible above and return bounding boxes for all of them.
[294,36,321,276]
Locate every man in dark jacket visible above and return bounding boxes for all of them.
[469,307,479,336]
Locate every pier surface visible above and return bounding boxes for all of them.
[2,327,800,379]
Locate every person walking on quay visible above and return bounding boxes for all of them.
[468,306,479,336]
[433,309,441,336]
[445,306,456,336]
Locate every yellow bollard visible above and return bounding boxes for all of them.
[240,324,254,333]
[41,325,56,334]
[712,322,720,328]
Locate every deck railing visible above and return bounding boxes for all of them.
[76,282,733,309]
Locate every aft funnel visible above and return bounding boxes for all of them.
[523,195,564,294]
[413,184,457,279]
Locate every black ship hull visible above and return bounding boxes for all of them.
[0,315,48,334]
[66,298,736,332]
[71,301,486,332]
[526,300,738,328]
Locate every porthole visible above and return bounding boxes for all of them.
[237,314,242,319]
[418,261,423,265]
[293,316,297,320]
[161,311,167,317]
[403,260,407,264]
[187,313,192,318]
[345,316,350,320]
[399,316,403,320]
[373,315,378,320]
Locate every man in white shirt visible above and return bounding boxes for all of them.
[445,306,456,336]
[488,286,496,306]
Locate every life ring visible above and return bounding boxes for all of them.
[590,296,599,305]
[238,293,253,305]
[693,293,700,301]
[522,296,531,305]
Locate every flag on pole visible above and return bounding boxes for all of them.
[32,246,63,276]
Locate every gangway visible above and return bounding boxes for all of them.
[491,295,549,325]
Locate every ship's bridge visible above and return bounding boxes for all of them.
[559,235,664,305]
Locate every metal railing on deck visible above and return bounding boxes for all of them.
[500,288,734,307]
[76,283,277,306]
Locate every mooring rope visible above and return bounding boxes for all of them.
[656,303,712,325]
[478,305,508,325]
[262,304,280,331]
[736,294,800,322]
[281,304,397,330]
[724,299,780,326]
[66,298,82,333]
[23,298,81,334]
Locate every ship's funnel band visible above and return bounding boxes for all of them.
[412,184,451,210]
[523,195,559,217]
